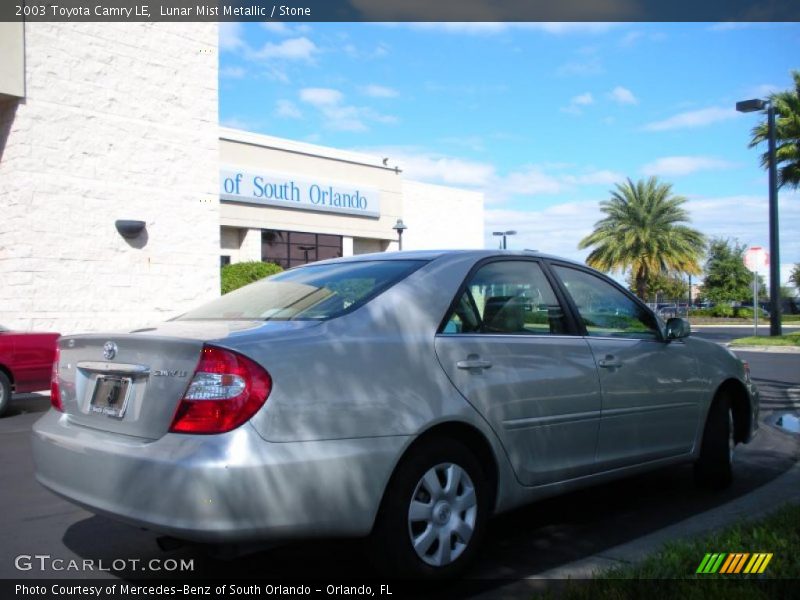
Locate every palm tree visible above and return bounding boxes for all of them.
[748,70,800,190]
[578,177,706,300]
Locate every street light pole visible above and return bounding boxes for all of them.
[492,230,517,250]
[766,102,782,336]
[736,98,782,336]
[392,219,408,251]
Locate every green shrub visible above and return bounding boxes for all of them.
[710,304,734,318]
[221,261,283,294]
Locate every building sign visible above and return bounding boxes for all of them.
[220,167,380,218]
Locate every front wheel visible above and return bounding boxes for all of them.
[693,393,734,490]
[370,437,489,578]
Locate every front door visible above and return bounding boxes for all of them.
[550,265,703,470]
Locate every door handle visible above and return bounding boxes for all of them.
[457,359,492,370]
[598,355,622,369]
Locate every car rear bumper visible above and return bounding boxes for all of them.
[32,410,409,542]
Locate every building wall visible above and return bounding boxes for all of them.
[401,180,484,251]
[220,130,404,243]
[0,23,25,99]
[0,23,220,334]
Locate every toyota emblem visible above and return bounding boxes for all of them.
[103,341,118,360]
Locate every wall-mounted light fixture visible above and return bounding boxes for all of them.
[115,220,146,239]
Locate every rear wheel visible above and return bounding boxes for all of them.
[0,372,11,417]
[370,437,489,578]
[694,393,734,490]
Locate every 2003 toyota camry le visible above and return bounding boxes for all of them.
[33,250,758,577]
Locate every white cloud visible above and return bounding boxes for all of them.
[619,31,644,47]
[485,202,602,259]
[299,89,396,132]
[220,66,246,79]
[361,84,399,98]
[643,106,739,131]
[299,87,343,106]
[392,152,497,187]
[260,22,293,35]
[250,37,318,62]
[393,22,618,35]
[563,169,624,185]
[484,191,800,285]
[561,92,594,115]
[275,99,302,119]
[557,57,604,77]
[359,148,623,204]
[609,86,638,105]
[641,156,737,177]
[219,22,245,52]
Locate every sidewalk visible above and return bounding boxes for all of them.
[521,421,800,581]
[526,459,800,580]
[728,344,800,354]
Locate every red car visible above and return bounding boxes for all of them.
[0,325,60,416]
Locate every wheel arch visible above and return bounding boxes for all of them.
[0,364,14,388]
[374,420,500,529]
[713,378,751,444]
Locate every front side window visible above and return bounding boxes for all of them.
[441,261,568,335]
[552,266,660,340]
[178,260,424,321]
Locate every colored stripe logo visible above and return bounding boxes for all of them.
[696,553,773,574]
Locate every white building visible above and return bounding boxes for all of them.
[0,23,483,335]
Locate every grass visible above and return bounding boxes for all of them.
[548,503,800,599]
[729,332,800,347]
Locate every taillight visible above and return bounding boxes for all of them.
[169,345,272,434]
[50,347,63,412]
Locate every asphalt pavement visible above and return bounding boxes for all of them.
[0,341,797,590]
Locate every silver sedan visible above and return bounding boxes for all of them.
[32,250,758,577]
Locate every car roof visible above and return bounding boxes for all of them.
[309,249,586,268]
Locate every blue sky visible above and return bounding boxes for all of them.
[219,22,800,286]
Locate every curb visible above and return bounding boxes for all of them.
[726,345,800,354]
[525,452,800,580]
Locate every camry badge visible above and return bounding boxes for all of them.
[103,341,118,360]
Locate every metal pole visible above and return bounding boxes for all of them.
[767,103,782,336]
[754,270,758,337]
[398,229,403,251]
[502,235,507,250]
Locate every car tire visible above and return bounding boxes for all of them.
[369,437,489,578]
[0,371,11,418]
[693,392,734,490]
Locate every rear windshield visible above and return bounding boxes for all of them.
[177,260,426,321]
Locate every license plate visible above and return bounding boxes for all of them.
[89,376,132,418]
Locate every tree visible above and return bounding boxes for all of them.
[701,239,760,304]
[626,270,688,302]
[748,70,800,190]
[791,264,800,292]
[578,177,706,300]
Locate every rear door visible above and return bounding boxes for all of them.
[549,264,703,469]
[434,259,602,486]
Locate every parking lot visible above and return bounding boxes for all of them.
[1,336,798,585]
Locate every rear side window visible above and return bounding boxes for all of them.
[178,260,425,321]
[441,260,569,335]
[552,266,661,340]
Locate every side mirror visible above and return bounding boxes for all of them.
[665,317,691,340]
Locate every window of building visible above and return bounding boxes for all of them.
[220,255,231,267]
[261,229,343,269]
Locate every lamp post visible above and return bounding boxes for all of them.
[736,98,781,336]
[492,230,517,250]
[392,219,408,251]
[298,245,315,264]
